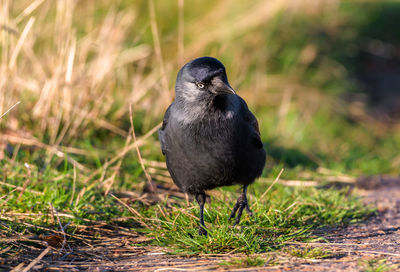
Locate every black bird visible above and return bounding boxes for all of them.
[159,57,266,234]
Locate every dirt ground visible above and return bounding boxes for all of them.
[3,177,400,272]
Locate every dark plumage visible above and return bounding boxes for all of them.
[159,57,266,234]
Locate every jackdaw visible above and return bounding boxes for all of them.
[159,57,266,235]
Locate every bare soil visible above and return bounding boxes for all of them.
[3,177,400,272]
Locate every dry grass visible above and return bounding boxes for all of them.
[0,0,346,155]
[4,0,393,179]
[1,0,165,148]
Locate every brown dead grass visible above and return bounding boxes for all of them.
[0,0,343,154]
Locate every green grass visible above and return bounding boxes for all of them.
[138,185,372,254]
[0,0,398,263]
[1,155,374,257]
[285,246,332,259]
[220,256,268,268]
[0,159,131,233]
[360,259,396,272]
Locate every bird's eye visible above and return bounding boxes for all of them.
[196,82,205,89]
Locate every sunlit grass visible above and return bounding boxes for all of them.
[0,0,398,261]
[0,158,374,256]
[134,177,373,254]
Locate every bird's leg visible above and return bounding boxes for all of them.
[229,185,253,226]
[195,193,207,235]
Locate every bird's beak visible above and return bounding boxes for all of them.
[211,77,236,95]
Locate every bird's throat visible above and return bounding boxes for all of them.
[212,94,229,111]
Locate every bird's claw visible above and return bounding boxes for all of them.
[229,196,253,226]
[198,225,207,236]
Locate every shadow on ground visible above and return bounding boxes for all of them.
[264,140,319,169]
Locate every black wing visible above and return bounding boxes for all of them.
[238,97,263,149]
[158,104,173,155]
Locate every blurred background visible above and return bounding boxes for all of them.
[1,0,399,185]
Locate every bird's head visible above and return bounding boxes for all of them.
[175,57,235,103]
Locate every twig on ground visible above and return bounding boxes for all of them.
[2,212,75,219]
[357,250,400,257]
[0,246,12,255]
[20,246,51,272]
[0,215,93,243]
[278,179,318,187]
[286,242,368,246]
[260,176,356,187]
[10,263,25,272]
[110,193,150,228]
[1,236,47,247]
[49,203,68,251]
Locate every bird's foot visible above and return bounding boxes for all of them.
[198,225,207,236]
[229,194,253,226]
